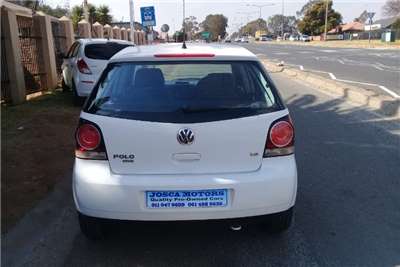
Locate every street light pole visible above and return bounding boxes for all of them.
[324,0,328,41]
[246,3,275,30]
[182,0,187,48]
[129,0,135,42]
[236,11,254,36]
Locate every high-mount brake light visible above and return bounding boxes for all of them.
[75,122,107,160]
[154,53,215,58]
[77,58,92,74]
[264,115,295,157]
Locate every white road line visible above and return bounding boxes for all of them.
[334,78,379,87]
[379,86,400,99]
[321,49,337,53]
[284,62,399,99]
[338,59,345,64]
[374,65,384,71]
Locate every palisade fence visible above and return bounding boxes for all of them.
[1,19,11,102]
[1,1,147,105]
[344,29,399,40]
[17,15,45,94]
[51,19,66,80]
[324,29,400,41]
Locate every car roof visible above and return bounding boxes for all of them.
[78,38,133,45]
[109,43,258,62]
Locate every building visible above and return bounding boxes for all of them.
[328,21,364,34]
[364,17,399,31]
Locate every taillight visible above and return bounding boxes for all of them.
[264,115,294,157]
[77,58,92,74]
[75,120,107,160]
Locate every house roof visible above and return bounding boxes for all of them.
[342,21,364,32]
[372,17,400,28]
[328,21,365,34]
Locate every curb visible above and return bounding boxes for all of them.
[261,59,400,118]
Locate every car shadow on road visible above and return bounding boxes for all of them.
[65,219,316,266]
[283,92,400,267]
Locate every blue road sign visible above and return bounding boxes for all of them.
[141,6,156,27]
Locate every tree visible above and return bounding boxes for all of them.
[38,4,69,18]
[201,14,228,41]
[71,5,84,30]
[392,18,400,29]
[183,16,200,40]
[13,0,68,17]
[354,10,369,23]
[239,18,268,36]
[172,31,185,42]
[267,15,298,35]
[13,0,40,10]
[296,0,320,17]
[382,0,400,17]
[70,4,113,31]
[297,0,342,35]
[96,5,112,25]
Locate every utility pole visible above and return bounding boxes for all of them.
[246,3,275,30]
[129,0,135,42]
[324,0,328,41]
[366,12,375,45]
[281,0,284,39]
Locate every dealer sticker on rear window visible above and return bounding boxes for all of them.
[146,189,228,208]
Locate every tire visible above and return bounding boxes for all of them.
[262,207,293,233]
[78,212,106,240]
[61,78,69,92]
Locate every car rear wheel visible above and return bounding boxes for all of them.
[78,212,106,240]
[261,207,293,233]
[61,78,69,92]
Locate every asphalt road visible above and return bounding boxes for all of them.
[3,73,400,267]
[242,43,400,98]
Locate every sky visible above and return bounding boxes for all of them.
[47,0,387,33]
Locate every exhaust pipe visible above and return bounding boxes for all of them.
[230,225,242,231]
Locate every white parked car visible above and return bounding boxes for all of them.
[61,39,133,104]
[73,44,297,239]
[300,35,311,42]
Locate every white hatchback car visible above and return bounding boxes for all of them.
[73,44,297,239]
[61,39,133,104]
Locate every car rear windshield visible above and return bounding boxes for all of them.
[84,43,132,60]
[85,61,283,123]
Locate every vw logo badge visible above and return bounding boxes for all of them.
[177,128,194,145]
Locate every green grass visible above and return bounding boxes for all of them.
[1,90,76,131]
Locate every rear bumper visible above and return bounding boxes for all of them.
[75,75,95,97]
[73,155,297,221]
